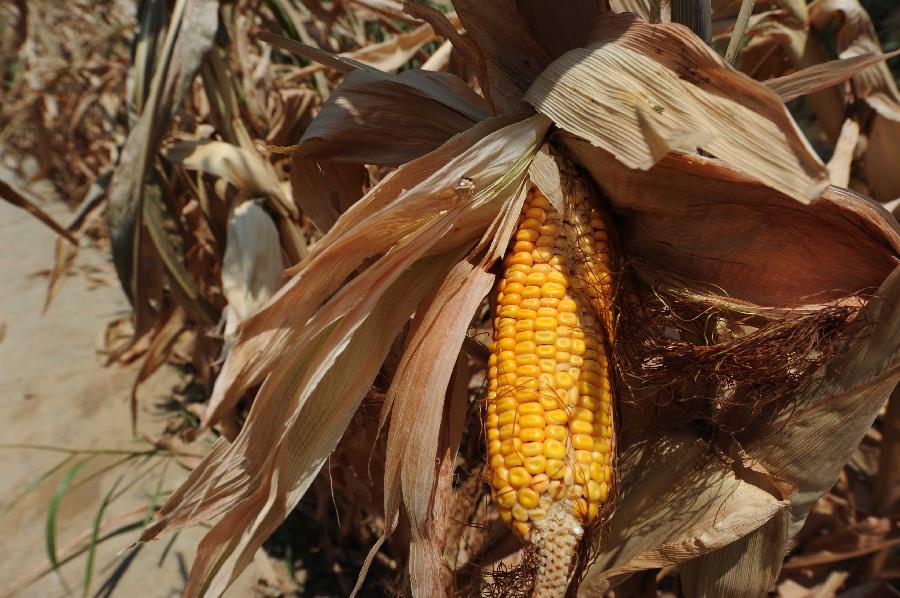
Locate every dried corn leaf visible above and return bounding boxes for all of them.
[258,31,487,123]
[287,69,487,165]
[204,114,548,426]
[131,305,187,430]
[527,13,828,203]
[408,357,469,596]
[142,116,546,597]
[221,202,283,346]
[378,181,530,594]
[164,140,290,207]
[810,0,900,121]
[387,261,496,594]
[826,118,860,187]
[347,0,421,24]
[402,2,485,92]
[143,251,461,596]
[866,117,900,202]
[874,385,900,514]
[565,135,899,306]
[106,0,218,302]
[609,0,655,21]
[743,264,900,537]
[765,50,900,103]
[810,0,900,201]
[679,510,790,598]
[579,431,790,593]
[142,184,219,326]
[452,0,600,113]
[301,23,437,74]
[289,158,341,233]
[0,167,75,244]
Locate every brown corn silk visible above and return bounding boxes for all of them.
[485,171,617,595]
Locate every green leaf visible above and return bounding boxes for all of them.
[82,474,126,598]
[46,457,94,594]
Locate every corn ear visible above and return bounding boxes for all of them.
[485,170,617,595]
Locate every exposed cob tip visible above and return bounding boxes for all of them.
[485,165,617,595]
[530,502,583,597]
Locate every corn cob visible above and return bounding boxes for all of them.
[485,176,616,596]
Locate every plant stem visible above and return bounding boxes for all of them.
[672,0,712,46]
[725,0,757,65]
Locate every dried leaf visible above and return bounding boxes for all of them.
[765,50,900,103]
[579,431,789,593]
[289,158,341,233]
[143,252,460,596]
[451,0,607,113]
[743,264,900,537]
[388,262,495,594]
[451,1,571,113]
[302,23,437,74]
[610,0,655,21]
[106,0,218,302]
[286,69,487,165]
[862,115,900,204]
[826,118,860,187]
[527,13,828,203]
[377,181,530,591]
[411,356,470,595]
[679,510,790,598]
[349,0,422,24]
[221,202,283,346]
[565,135,899,306]
[143,184,219,326]
[258,30,488,123]
[43,238,78,313]
[874,385,900,515]
[131,306,187,431]
[402,2,486,92]
[164,140,291,207]
[204,114,548,426]
[0,167,76,244]
[527,145,565,214]
[810,0,900,201]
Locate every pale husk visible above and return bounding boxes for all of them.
[221,202,283,346]
[139,115,549,596]
[526,13,828,203]
[810,0,900,201]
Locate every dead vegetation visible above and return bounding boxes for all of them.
[1,0,899,596]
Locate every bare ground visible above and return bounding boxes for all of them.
[0,199,262,597]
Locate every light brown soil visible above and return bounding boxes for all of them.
[0,199,262,597]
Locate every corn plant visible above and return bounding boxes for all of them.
[4,0,899,596]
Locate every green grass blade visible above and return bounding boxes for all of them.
[3,454,75,513]
[46,456,93,595]
[81,474,125,598]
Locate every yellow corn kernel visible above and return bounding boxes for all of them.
[520,428,545,443]
[524,455,547,475]
[545,424,568,441]
[547,460,566,480]
[512,504,529,522]
[573,434,594,450]
[530,474,550,494]
[545,409,568,425]
[496,486,517,508]
[518,487,540,509]
[508,467,532,487]
[486,184,617,540]
[543,439,567,460]
[521,441,543,457]
[571,420,594,435]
